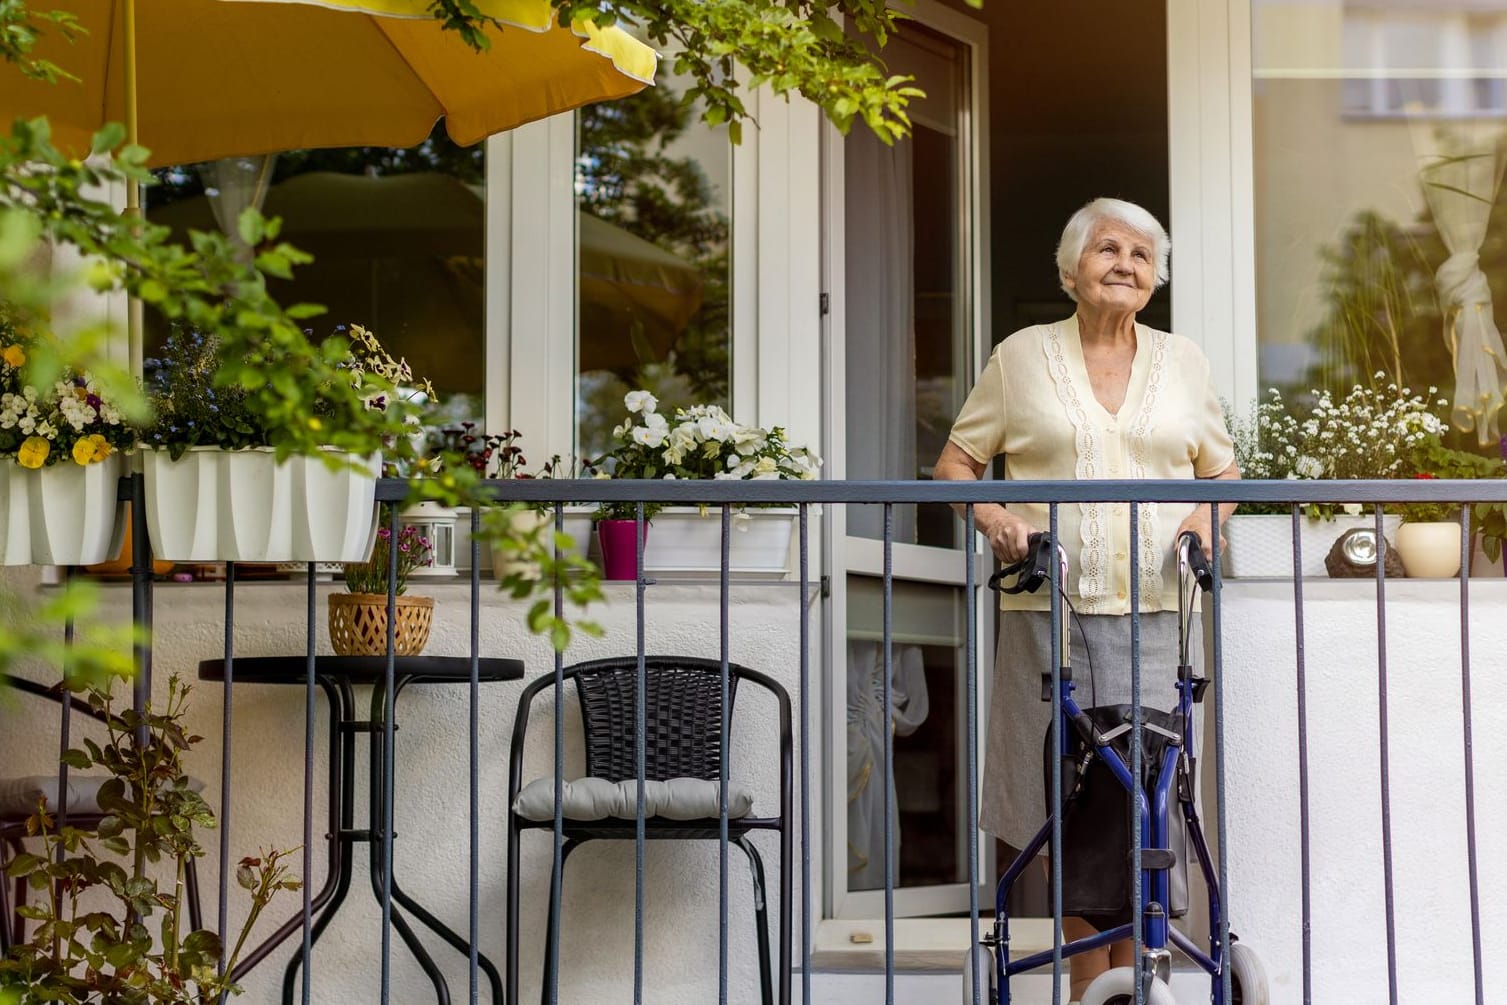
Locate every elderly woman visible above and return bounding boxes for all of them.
[934,197,1239,999]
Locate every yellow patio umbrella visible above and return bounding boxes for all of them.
[1,0,656,366]
[3,0,656,167]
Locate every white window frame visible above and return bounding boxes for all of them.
[1167,0,1257,411]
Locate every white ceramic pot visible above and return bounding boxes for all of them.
[143,447,379,562]
[0,454,125,566]
[1223,512,1401,579]
[1394,521,1463,578]
[641,506,797,579]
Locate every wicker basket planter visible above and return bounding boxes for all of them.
[327,592,434,656]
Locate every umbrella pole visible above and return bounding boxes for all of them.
[123,0,142,374]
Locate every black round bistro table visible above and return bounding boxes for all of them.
[198,655,523,1005]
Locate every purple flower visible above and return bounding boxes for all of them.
[377,527,391,540]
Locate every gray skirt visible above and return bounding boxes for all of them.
[981,609,1203,852]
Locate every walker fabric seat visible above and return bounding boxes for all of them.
[505,655,792,1005]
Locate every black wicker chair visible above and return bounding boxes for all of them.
[505,655,791,1005]
[0,674,203,952]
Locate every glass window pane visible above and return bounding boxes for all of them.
[1252,1,1507,453]
[844,21,970,549]
[146,122,486,428]
[846,575,970,892]
[575,69,732,463]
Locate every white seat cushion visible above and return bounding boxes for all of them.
[513,776,755,823]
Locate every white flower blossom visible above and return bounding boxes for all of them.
[624,390,658,415]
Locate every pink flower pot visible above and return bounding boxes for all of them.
[597,519,648,581]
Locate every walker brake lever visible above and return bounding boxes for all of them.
[988,532,1054,595]
[1178,530,1214,592]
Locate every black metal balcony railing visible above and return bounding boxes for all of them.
[4,475,1502,1005]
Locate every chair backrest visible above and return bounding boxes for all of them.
[569,656,747,783]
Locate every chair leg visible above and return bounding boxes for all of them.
[734,836,774,1005]
[540,838,583,1005]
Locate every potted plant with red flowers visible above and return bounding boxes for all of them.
[328,508,436,655]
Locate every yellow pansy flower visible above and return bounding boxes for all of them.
[17,436,49,469]
[72,434,112,465]
[1,344,24,368]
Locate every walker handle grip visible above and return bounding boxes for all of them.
[1178,530,1214,592]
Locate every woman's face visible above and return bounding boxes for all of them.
[1064,219,1156,316]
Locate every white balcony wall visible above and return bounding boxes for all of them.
[0,571,810,1005]
[1222,578,1507,1004]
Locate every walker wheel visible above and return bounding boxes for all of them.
[1079,966,1176,1005]
[1228,939,1269,1005]
[960,944,995,1004]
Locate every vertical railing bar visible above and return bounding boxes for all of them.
[964,504,980,1005]
[633,501,647,1005]
[380,505,399,1004]
[217,560,236,988]
[1211,501,1231,1005]
[1048,502,1062,1004]
[130,472,151,720]
[1456,503,1484,1003]
[301,562,316,1005]
[798,503,812,1005]
[1457,503,1484,1004]
[718,503,731,1005]
[548,503,565,1005]
[56,566,74,858]
[1289,505,1312,1005]
[881,502,895,1005]
[1128,504,1142,1005]
[1373,503,1398,1005]
[468,506,482,1005]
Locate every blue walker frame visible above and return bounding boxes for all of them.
[983,532,1239,1004]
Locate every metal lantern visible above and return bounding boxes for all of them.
[400,502,458,578]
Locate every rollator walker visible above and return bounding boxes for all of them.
[964,531,1268,1005]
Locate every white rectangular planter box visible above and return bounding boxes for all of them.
[143,447,379,563]
[1223,513,1401,579]
[0,454,125,566]
[642,507,797,579]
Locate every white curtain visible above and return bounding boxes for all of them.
[199,155,278,255]
[1410,122,1507,444]
[846,640,930,891]
[844,127,916,541]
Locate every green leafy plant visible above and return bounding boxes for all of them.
[143,323,430,462]
[0,675,299,1003]
[1405,441,1507,560]
[586,389,821,521]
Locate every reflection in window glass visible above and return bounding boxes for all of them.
[146,122,486,428]
[846,575,968,892]
[574,73,731,463]
[1252,1,1507,449]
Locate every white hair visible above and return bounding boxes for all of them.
[1054,197,1171,302]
